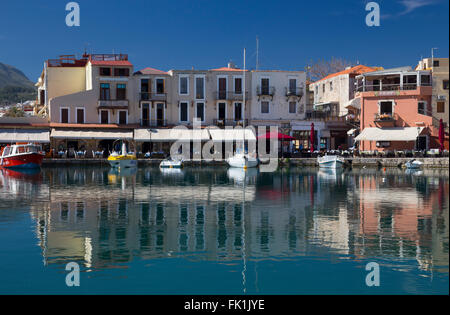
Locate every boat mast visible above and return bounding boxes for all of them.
[243,48,246,152]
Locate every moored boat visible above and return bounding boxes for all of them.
[107,140,137,168]
[404,159,423,169]
[0,143,44,169]
[160,157,183,168]
[227,151,259,169]
[317,155,345,169]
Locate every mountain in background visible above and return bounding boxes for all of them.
[0,62,36,104]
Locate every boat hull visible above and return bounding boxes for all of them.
[0,153,43,169]
[108,158,137,168]
[405,162,422,169]
[227,155,259,169]
[318,159,344,169]
[160,160,183,168]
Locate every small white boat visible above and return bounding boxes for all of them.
[317,155,345,169]
[227,152,259,169]
[405,159,423,169]
[108,141,137,168]
[160,157,183,168]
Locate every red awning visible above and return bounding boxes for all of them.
[257,131,295,140]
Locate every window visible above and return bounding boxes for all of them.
[418,101,426,115]
[421,75,431,86]
[100,67,111,76]
[156,79,165,94]
[234,102,242,121]
[116,84,126,100]
[299,103,304,114]
[142,103,150,126]
[329,81,333,91]
[76,108,84,124]
[100,110,109,124]
[433,60,440,67]
[114,68,129,77]
[234,77,242,94]
[100,83,110,100]
[196,102,205,122]
[60,108,69,123]
[261,101,269,114]
[379,101,393,115]
[444,80,449,90]
[179,76,188,95]
[118,110,127,124]
[195,77,205,99]
[141,79,150,100]
[289,101,296,114]
[179,102,188,122]
[437,101,445,113]
[322,84,325,93]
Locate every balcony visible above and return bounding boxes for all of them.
[256,86,275,97]
[140,92,167,102]
[98,99,129,108]
[213,91,249,101]
[140,119,168,127]
[285,87,304,97]
[356,82,431,92]
[374,112,397,122]
[213,119,249,127]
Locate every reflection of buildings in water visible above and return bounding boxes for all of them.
[353,174,449,272]
[21,167,449,274]
[0,168,48,200]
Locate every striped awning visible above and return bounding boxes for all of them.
[50,129,133,140]
[134,128,211,142]
[0,129,50,143]
[355,127,424,141]
[208,128,256,142]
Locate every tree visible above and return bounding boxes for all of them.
[306,57,354,82]
[4,106,25,117]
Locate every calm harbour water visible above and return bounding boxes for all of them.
[0,165,448,295]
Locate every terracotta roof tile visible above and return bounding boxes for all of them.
[313,65,378,84]
[136,67,168,75]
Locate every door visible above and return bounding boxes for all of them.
[218,78,226,99]
[156,103,165,126]
[218,103,226,120]
[142,103,150,126]
[234,102,242,121]
[416,136,427,151]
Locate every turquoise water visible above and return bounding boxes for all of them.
[0,166,448,295]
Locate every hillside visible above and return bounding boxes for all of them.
[0,62,36,104]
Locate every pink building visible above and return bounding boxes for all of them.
[354,67,440,152]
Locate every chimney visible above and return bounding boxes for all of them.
[228,61,236,69]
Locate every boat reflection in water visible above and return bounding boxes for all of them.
[1,166,448,294]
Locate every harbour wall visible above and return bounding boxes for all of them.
[42,157,450,168]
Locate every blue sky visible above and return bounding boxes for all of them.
[0,0,448,81]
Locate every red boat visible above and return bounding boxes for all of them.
[0,143,45,169]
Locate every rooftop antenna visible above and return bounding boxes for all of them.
[431,47,438,70]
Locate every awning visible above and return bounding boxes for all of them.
[0,129,50,143]
[208,128,256,142]
[51,129,133,140]
[345,98,361,110]
[354,127,424,141]
[347,128,357,136]
[134,128,211,142]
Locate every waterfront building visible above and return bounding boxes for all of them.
[355,66,439,152]
[416,57,449,149]
[307,65,379,150]
[34,53,138,155]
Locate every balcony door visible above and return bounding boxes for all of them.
[234,102,242,121]
[289,79,296,94]
[261,78,269,94]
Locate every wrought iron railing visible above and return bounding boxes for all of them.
[140,119,168,127]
